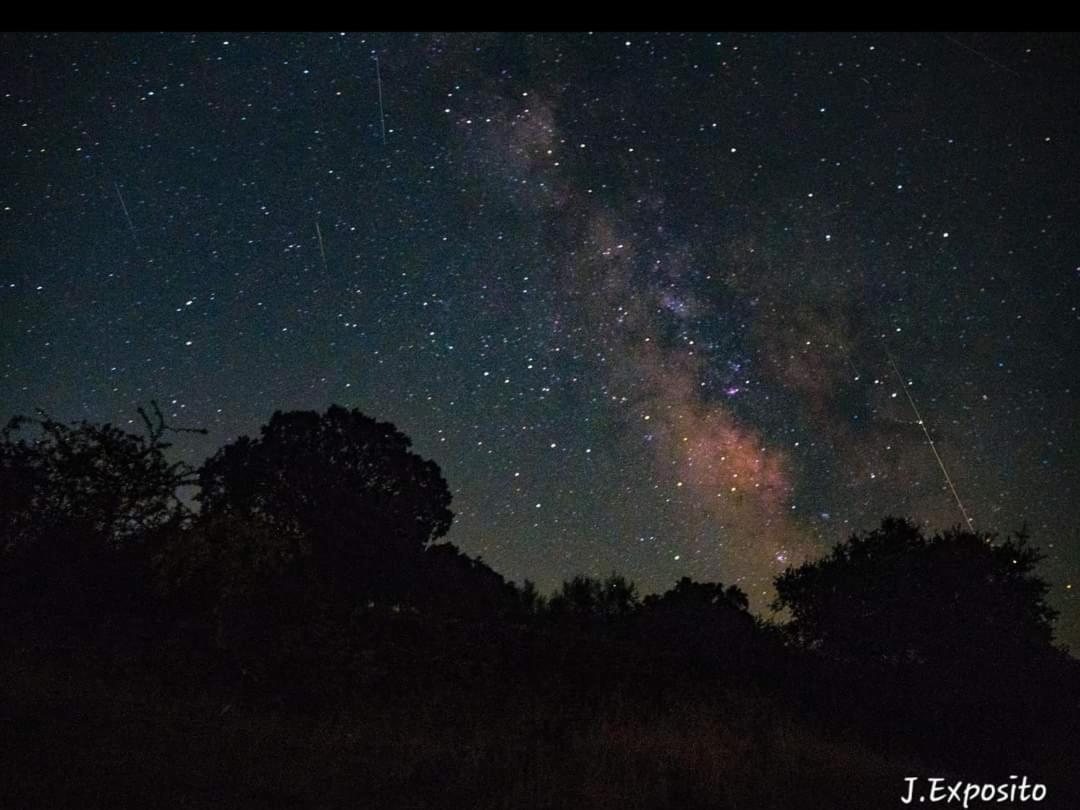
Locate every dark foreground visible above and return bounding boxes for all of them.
[4,409,1078,807]
[3,614,1078,810]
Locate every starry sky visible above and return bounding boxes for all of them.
[3,32,1079,647]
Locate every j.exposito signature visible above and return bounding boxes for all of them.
[901,776,1046,807]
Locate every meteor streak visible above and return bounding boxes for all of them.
[114,181,137,242]
[886,348,975,530]
[316,220,328,277]
[374,55,386,146]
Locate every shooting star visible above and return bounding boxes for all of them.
[886,348,975,531]
[374,54,387,146]
[942,33,1021,78]
[114,181,137,242]
[315,220,328,277]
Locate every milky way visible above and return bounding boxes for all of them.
[2,33,1078,645]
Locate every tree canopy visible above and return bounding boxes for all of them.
[0,405,196,552]
[0,404,199,631]
[772,517,1059,667]
[643,576,750,614]
[546,574,640,621]
[196,405,453,602]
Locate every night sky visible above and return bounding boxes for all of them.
[3,32,1078,647]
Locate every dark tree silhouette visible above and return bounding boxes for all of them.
[772,516,1059,667]
[420,542,521,618]
[0,404,197,551]
[771,518,1078,773]
[152,507,356,698]
[546,574,640,621]
[196,405,453,604]
[153,511,313,631]
[644,576,750,613]
[515,579,547,616]
[638,577,757,664]
[0,404,200,635]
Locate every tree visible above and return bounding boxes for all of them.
[546,574,640,620]
[639,577,757,663]
[772,518,1075,773]
[0,404,197,552]
[0,404,200,632]
[152,509,341,694]
[598,573,640,618]
[419,542,520,618]
[152,510,314,635]
[196,405,453,604]
[643,576,750,614]
[772,517,1059,668]
[515,579,547,616]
